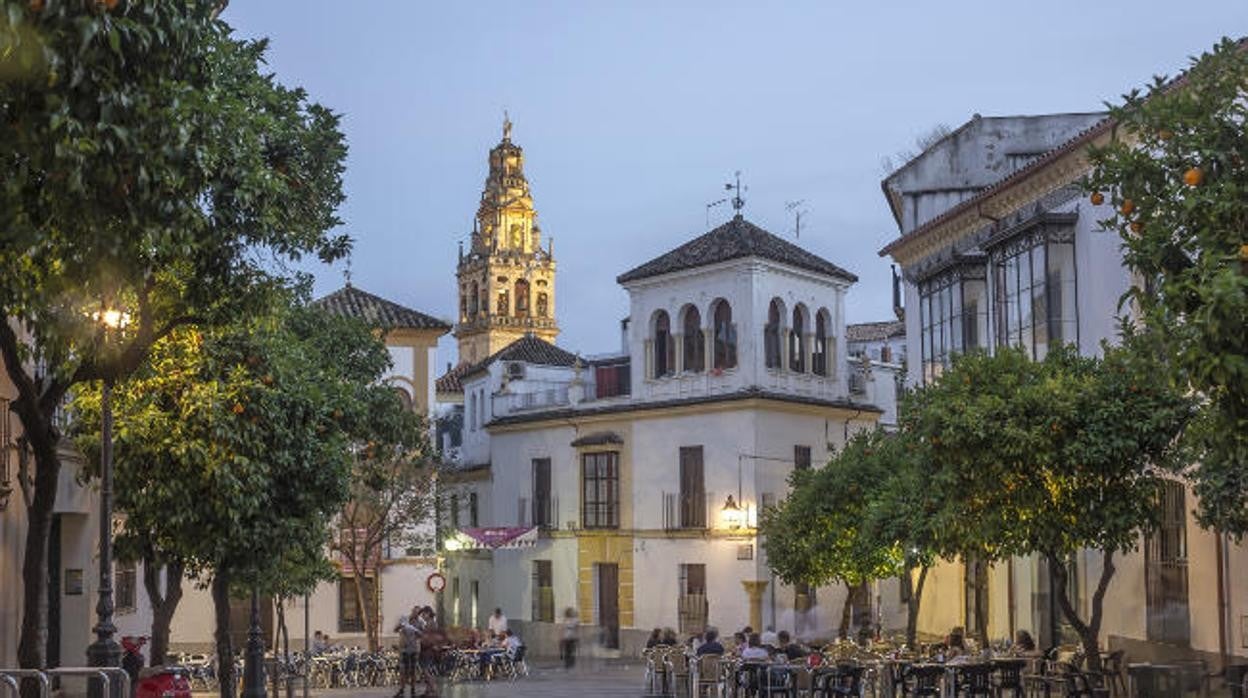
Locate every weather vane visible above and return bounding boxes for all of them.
[785,200,809,239]
[503,109,512,141]
[725,171,747,213]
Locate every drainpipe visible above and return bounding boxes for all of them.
[1216,530,1228,673]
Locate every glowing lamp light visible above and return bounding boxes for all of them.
[720,494,744,530]
[443,536,463,552]
[93,309,131,329]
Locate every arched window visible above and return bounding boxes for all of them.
[764,299,784,369]
[460,288,468,322]
[813,309,831,376]
[497,289,509,316]
[468,392,477,431]
[681,305,704,373]
[653,310,674,378]
[515,279,530,316]
[790,305,807,373]
[393,386,413,411]
[712,300,737,370]
[536,292,549,318]
[469,282,479,317]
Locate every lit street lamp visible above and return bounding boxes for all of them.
[87,307,127,698]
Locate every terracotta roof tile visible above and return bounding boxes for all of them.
[847,321,906,342]
[314,285,450,331]
[618,215,857,284]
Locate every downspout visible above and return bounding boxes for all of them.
[1216,530,1228,673]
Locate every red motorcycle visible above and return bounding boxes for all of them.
[122,637,192,698]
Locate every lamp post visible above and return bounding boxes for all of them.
[242,587,266,698]
[87,308,126,698]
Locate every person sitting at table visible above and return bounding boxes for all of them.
[503,630,524,659]
[661,628,678,646]
[1012,630,1037,654]
[777,631,807,660]
[760,626,779,649]
[944,626,967,657]
[646,628,664,648]
[729,632,747,657]
[740,633,770,661]
[696,627,725,656]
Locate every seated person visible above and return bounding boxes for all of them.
[740,633,770,661]
[503,630,524,659]
[696,628,725,656]
[760,626,779,649]
[661,628,678,646]
[1012,630,1038,654]
[944,626,967,657]
[646,628,664,648]
[777,631,807,660]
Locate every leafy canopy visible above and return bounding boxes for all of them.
[1085,37,1248,534]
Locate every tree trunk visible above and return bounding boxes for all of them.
[144,558,185,666]
[1050,550,1116,674]
[838,581,855,639]
[904,565,930,648]
[211,573,236,698]
[351,573,378,651]
[969,556,990,646]
[277,599,293,698]
[16,430,61,681]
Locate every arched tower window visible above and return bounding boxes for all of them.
[712,300,737,370]
[813,309,831,376]
[790,305,807,373]
[460,287,469,322]
[515,279,530,316]
[496,289,509,316]
[653,310,674,378]
[765,299,784,369]
[681,305,704,373]
[469,282,480,317]
[536,292,549,318]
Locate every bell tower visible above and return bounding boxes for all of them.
[454,117,559,364]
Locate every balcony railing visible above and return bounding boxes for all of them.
[663,492,712,531]
[677,593,708,635]
[518,496,560,530]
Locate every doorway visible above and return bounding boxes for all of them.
[596,563,620,649]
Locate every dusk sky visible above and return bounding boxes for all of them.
[222,2,1246,370]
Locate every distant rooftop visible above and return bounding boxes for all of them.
[617,215,857,284]
[314,284,450,331]
[847,320,906,343]
[462,334,579,379]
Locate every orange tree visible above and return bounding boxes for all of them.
[902,337,1192,668]
[1086,38,1248,535]
[0,0,346,675]
[761,428,945,646]
[69,294,414,698]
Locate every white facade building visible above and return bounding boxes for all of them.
[441,214,901,655]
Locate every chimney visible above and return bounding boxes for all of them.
[891,265,904,321]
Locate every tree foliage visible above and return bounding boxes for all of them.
[901,338,1193,665]
[1,0,347,672]
[70,295,401,689]
[1085,37,1248,535]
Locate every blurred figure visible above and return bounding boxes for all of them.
[1013,630,1037,654]
[560,607,579,669]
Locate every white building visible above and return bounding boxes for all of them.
[441,213,901,655]
[879,106,1248,664]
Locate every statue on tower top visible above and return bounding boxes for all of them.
[502,111,512,142]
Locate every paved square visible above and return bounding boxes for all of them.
[298,660,641,698]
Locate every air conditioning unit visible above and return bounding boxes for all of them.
[505,362,526,380]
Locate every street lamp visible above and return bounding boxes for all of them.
[87,307,127,698]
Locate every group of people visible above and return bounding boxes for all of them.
[938,625,1039,660]
[395,605,441,698]
[646,624,811,662]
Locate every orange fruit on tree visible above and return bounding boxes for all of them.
[1089,192,1104,206]
[1120,199,1136,216]
[1130,221,1143,234]
[232,402,245,415]
[1183,167,1204,187]
[1158,129,1174,141]
[29,0,44,11]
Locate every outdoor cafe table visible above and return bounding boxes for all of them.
[1127,663,1182,698]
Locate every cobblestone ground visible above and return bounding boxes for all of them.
[208,659,642,698]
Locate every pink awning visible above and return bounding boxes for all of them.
[457,527,538,550]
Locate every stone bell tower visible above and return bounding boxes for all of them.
[454,116,559,364]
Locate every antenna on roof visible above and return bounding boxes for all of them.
[725,171,747,214]
[705,198,728,228]
[785,200,809,239]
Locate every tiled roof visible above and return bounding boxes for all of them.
[436,362,473,395]
[462,334,579,380]
[617,215,857,284]
[847,321,906,343]
[314,285,451,331]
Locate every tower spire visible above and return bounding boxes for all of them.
[502,110,512,142]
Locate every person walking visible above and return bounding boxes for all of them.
[559,607,579,669]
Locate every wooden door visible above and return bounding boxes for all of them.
[597,563,620,649]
